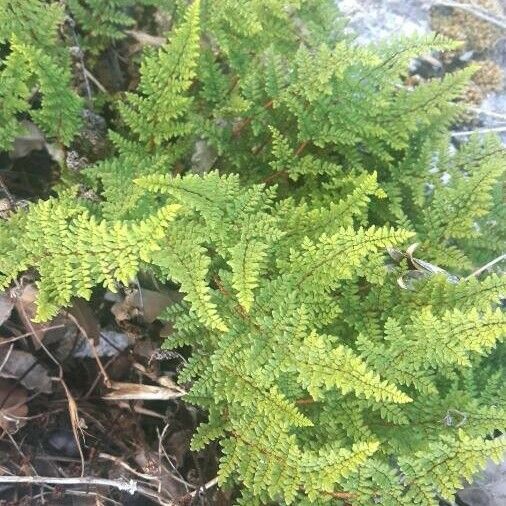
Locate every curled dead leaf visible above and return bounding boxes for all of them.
[389,244,460,289]
[103,381,185,401]
[397,270,429,290]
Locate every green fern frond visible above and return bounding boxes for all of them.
[400,431,506,504]
[296,332,412,404]
[118,0,201,146]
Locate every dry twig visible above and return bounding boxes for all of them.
[467,253,506,278]
[0,344,14,375]
[98,452,159,482]
[84,69,108,94]
[0,325,65,347]
[467,107,506,122]
[178,476,219,503]
[0,475,173,505]
[116,401,166,419]
[433,1,506,31]
[157,422,194,492]
[451,125,506,137]
[15,291,86,476]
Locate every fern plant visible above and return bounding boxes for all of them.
[68,0,166,55]
[0,1,504,505]
[0,0,83,150]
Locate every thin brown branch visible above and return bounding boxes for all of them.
[294,139,309,156]
[262,170,288,185]
[190,476,219,497]
[115,401,166,419]
[262,139,310,185]
[0,325,65,346]
[233,99,274,137]
[84,69,107,94]
[84,355,117,398]
[0,475,138,490]
[295,396,316,406]
[0,344,14,375]
[157,423,194,492]
[98,452,159,482]
[326,490,355,500]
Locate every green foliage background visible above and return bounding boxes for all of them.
[0,1,505,504]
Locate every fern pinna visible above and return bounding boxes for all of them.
[0,1,505,505]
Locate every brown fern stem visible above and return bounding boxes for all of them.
[262,139,310,185]
[233,99,274,137]
[295,396,316,405]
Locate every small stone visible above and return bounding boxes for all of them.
[46,429,81,458]
[457,487,492,506]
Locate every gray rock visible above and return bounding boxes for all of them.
[457,457,506,506]
[337,0,430,44]
[191,139,218,174]
[458,487,493,506]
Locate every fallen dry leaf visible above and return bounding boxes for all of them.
[60,378,85,472]
[0,347,52,393]
[110,290,140,322]
[111,288,176,324]
[13,284,49,348]
[388,243,460,289]
[73,329,130,358]
[103,381,185,401]
[10,120,45,159]
[125,29,166,47]
[0,292,14,326]
[68,298,100,344]
[135,288,175,323]
[0,378,28,433]
[12,284,84,358]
